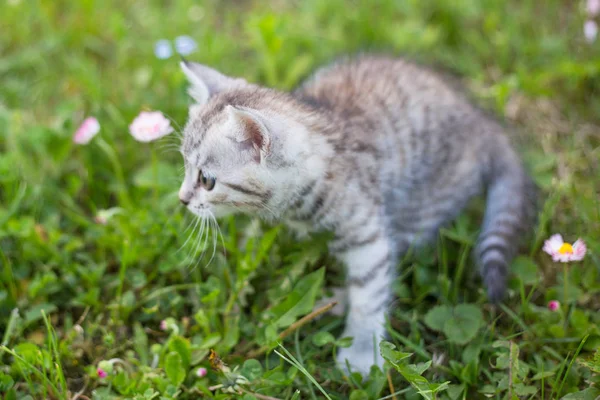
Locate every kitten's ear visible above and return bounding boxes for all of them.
[180,60,247,105]
[226,105,271,163]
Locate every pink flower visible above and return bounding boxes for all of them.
[129,111,173,142]
[588,0,600,16]
[196,367,208,378]
[584,20,598,43]
[73,117,100,145]
[548,300,560,312]
[97,368,108,378]
[160,320,168,331]
[543,234,587,262]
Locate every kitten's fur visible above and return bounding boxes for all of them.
[177,56,536,375]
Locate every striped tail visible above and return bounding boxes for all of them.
[477,145,537,302]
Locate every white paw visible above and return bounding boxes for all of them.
[336,338,384,376]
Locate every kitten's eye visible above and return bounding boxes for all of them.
[198,170,216,191]
[204,176,216,191]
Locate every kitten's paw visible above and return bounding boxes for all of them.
[336,340,384,376]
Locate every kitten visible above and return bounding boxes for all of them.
[177,56,537,375]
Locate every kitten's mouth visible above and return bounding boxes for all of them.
[191,203,236,219]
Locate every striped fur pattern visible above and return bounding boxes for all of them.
[177,56,537,375]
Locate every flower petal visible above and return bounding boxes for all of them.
[554,253,572,263]
[73,117,100,145]
[129,111,173,142]
[584,20,598,43]
[571,239,587,261]
[174,35,197,56]
[543,234,564,255]
[154,39,173,59]
[588,0,600,16]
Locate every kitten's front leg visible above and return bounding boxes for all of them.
[332,230,395,375]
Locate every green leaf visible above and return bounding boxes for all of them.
[23,303,57,327]
[379,341,412,366]
[270,268,325,328]
[349,390,369,400]
[312,331,335,347]
[380,341,450,400]
[199,333,221,349]
[0,373,14,391]
[168,336,191,370]
[446,384,465,400]
[442,304,483,345]
[335,336,353,348]
[365,366,387,399]
[424,305,452,332]
[4,388,16,400]
[561,388,600,400]
[133,323,149,366]
[410,361,432,376]
[531,371,554,380]
[512,256,539,285]
[462,342,481,364]
[241,359,263,381]
[133,162,177,188]
[513,383,537,396]
[164,351,186,386]
[13,342,42,365]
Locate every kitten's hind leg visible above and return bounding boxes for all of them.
[333,229,396,376]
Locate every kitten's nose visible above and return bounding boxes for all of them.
[179,188,192,206]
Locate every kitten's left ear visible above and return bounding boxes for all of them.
[226,105,271,163]
[180,60,247,105]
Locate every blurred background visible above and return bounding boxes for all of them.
[1,1,599,399]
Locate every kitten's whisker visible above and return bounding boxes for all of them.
[209,211,227,259]
[258,201,279,219]
[192,215,212,270]
[162,112,185,136]
[187,215,206,267]
[192,214,212,269]
[177,215,200,254]
[204,216,218,267]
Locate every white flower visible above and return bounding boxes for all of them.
[587,0,600,16]
[584,20,598,43]
[154,39,173,59]
[542,234,587,262]
[175,35,198,56]
[73,117,100,145]
[129,111,173,142]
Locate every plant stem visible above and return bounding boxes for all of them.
[151,142,158,202]
[563,264,568,303]
[96,138,132,208]
[386,369,398,400]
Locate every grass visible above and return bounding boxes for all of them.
[1,0,599,398]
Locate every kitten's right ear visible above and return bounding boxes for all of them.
[180,60,247,105]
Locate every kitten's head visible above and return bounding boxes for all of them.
[177,61,310,219]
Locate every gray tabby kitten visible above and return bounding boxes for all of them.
[177,56,536,375]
